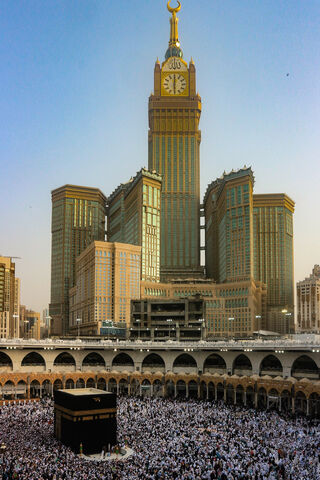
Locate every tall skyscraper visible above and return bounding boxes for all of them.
[297,265,320,334]
[0,256,20,338]
[148,2,202,280]
[204,168,255,283]
[107,168,162,283]
[49,185,106,336]
[253,194,295,333]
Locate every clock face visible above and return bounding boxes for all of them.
[163,73,187,95]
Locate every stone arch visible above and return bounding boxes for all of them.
[233,354,252,376]
[176,379,186,397]
[112,353,134,370]
[236,384,244,404]
[152,379,162,397]
[258,387,267,409]
[216,382,224,401]
[86,378,95,388]
[226,383,234,404]
[188,380,198,399]
[141,379,151,397]
[130,378,140,396]
[30,379,40,398]
[0,351,13,370]
[309,392,320,417]
[53,379,63,391]
[76,378,85,389]
[246,385,254,407]
[97,377,107,391]
[295,391,307,414]
[3,380,15,399]
[42,379,52,397]
[260,355,283,377]
[291,355,319,380]
[268,388,280,410]
[108,377,117,393]
[119,378,129,395]
[173,353,197,373]
[82,352,105,368]
[21,352,46,368]
[16,380,27,398]
[280,389,291,412]
[65,378,74,389]
[203,353,226,374]
[54,352,76,366]
[165,380,175,398]
[208,381,215,400]
[142,353,165,373]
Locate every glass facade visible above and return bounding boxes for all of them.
[253,195,294,309]
[107,170,161,283]
[204,168,254,284]
[50,186,106,335]
[149,132,201,277]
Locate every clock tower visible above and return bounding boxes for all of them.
[148,1,203,279]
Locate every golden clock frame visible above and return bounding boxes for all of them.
[161,71,189,97]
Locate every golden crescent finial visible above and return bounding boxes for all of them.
[167,1,181,15]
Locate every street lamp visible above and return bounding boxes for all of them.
[45,315,52,337]
[282,309,292,334]
[76,318,81,338]
[136,319,141,340]
[167,318,173,340]
[12,314,19,338]
[24,320,29,339]
[198,318,205,340]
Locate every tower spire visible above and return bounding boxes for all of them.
[167,1,181,47]
[165,1,183,60]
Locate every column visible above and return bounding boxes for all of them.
[162,384,165,397]
[223,385,227,403]
[215,387,217,402]
[116,383,119,395]
[174,383,177,397]
[267,395,270,409]
[244,390,247,406]
[197,383,200,399]
[292,396,295,414]
[128,383,131,396]
[206,385,209,400]
[306,398,310,416]
[254,392,258,408]
[151,383,154,397]
[234,389,237,405]
[279,395,282,412]
[139,384,142,396]
[186,383,189,399]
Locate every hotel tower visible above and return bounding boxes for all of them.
[148,1,203,280]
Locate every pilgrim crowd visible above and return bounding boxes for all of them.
[0,396,319,479]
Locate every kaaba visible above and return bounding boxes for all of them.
[54,388,117,455]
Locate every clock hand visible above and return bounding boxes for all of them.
[173,74,176,94]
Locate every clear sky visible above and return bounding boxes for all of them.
[1,0,319,314]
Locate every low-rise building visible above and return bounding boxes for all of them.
[0,256,20,338]
[138,277,266,339]
[297,265,320,333]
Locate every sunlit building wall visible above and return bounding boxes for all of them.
[69,241,141,334]
[253,194,295,333]
[49,185,106,336]
[107,168,161,283]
